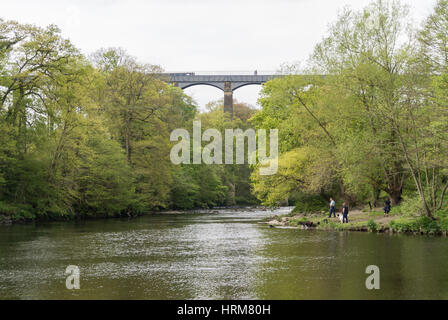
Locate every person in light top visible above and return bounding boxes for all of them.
[328,197,336,218]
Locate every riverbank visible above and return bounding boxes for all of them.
[265,208,448,236]
[0,205,269,225]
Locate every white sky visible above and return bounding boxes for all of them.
[1,0,437,110]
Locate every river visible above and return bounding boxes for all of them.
[0,207,447,299]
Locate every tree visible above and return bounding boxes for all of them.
[0,22,142,218]
[310,0,414,205]
[93,48,197,210]
[250,75,343,206]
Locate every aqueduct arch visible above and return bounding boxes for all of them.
[167,73,277,118]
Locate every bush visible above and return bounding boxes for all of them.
[234,196,259,206]
[389,194,424,217]
[367,219,378,232]
[292,194,328,214]
[439,217,448,232]
[0,201,35,221]
[390,219,419,233]
[419,216,441,234]
[435,207,448,219]
[390,216,444,234]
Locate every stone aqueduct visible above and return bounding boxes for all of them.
[166,72,277,118]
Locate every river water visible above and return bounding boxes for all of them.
[0,207,447,299]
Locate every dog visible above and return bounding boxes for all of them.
[337,213,344,223]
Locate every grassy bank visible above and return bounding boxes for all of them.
[0,200,144,224]
[266,207,448,236]
[0,201,264,224]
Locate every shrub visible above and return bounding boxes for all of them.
[292,194,328,214]
[389,219,419,233]
[435,207,448,219]
[390,216,443,234]
[367,219,378,232]
[439,217,448,232]
[390,194,424,217]
[0,201,35,221]
[419,216,441,234]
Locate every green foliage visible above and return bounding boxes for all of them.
[292,194,328,214]
[75,131,138,217]
[199,101,260,207]
[288,216,309,227]
[170,166,201,209]
[435,207,448,219]
[389,194,424,217]
[390,216,447,234]
[0,20,240,221]
[192,165,228,208]
[439,217,448,232]
[419,216,441,234]
[390,219,419,233]
[0,201,35,221]
[366,219,378,232]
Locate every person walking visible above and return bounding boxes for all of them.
[329,197,336,218]
[384,198,391,217]
[342,202,349,223]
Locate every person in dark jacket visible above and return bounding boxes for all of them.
[342,202,349,223]
[384,198,391,216]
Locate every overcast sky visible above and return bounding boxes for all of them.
[1,0,437,110]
